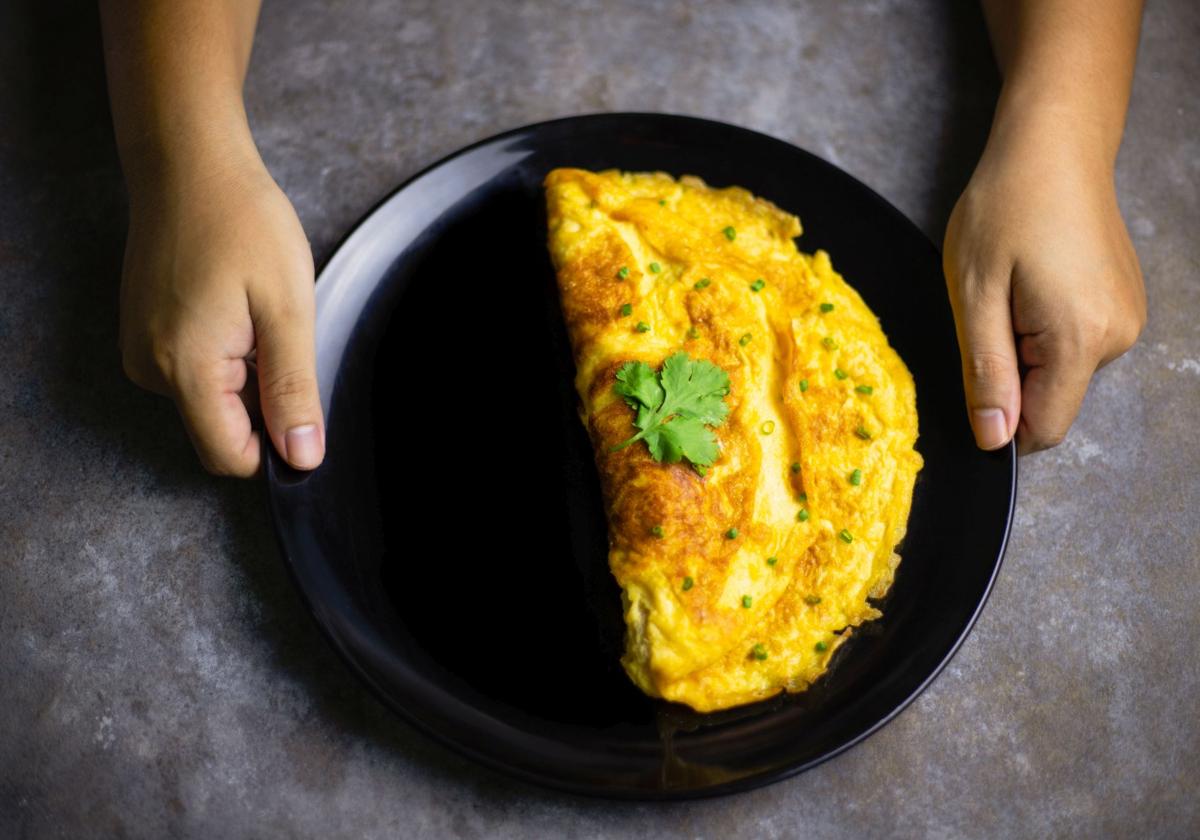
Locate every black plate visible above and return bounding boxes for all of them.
[265,112,1016,799]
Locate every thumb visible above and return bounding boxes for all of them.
[252,290,325,470]
[947,272,1022,451]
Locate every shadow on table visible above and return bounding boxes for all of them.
[6,0,996,814]
[921,2,1002,239]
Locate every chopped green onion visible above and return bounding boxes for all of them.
[767,556,779,566]
[650,525,665,538]
[815,640,829,653]
[790,462,802,474]
[761,421,775,435]
[752,643,768,661]
[741,595,753,609]
[799,379,809,392]
[619,303,633,317]
[797,492,807,502]
[686,326,701,340]
[856,384,873,395]
[617,266,630,280]
[739,332,753,346]
[804,594,822,605]
[723,226,736,241]
[749,278,765,292]
[635,321,650,333]
[649,262,661,274]
[658,199,667,206]
[694,277,711,290]
[834,368,848,380]
[855,426,872,440]
[819,302,834,313]
[682,576,694,591]
[797,508,810,522]
[725,527,739,539]
[839,529,853,543]
[822,337,838,350]
[849,469,862,486]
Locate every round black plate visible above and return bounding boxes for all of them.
[265,112,1016,799]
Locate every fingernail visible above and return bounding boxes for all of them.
[971,409,1009,450]
[285,424,324,469]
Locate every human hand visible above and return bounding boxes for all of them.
[118,139,324,477]
[943,112,1146,455]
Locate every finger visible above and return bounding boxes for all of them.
[946,270,1022,451]
[121,345,172,397]
[251,290,325,471]
[239,358,262,427]
[1015,335,1096,455]
[172,356,262,477]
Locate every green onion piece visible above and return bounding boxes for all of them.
[799,379,809,392]
[790,462,802,474]
[650,525,665,538]
[856,384,873,394]
[822,337,838,350]
[815,640,829,653]
[820,302,834,313]
[682,576,694,591]
[797,492,807,502]
[839,529,853,543]
[619,303,633,317]
[767,556,779,566]
[617,266,630,280]
[649,262,661,273]
[687,326,701,340]
[635,321,651,333]
[855,426,872,440]
[739,332,753,346]
[694,277,711,290]
[741,595,753,609]
[850,469,862,486]
[723,226,737,241]
[834,368,848,380]
[761,421,775,435]
[804,594,821,605]
[750,278,765,292]
[752,643,768,661]
[658,199,667,206]
[725,527,739,540]
[797,508,810,522]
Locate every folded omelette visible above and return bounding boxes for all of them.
[543,167,923,712]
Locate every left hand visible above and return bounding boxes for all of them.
[942,113,1146,455]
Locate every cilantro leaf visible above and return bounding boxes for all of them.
[609,351,731,467]
[613,360,663,412]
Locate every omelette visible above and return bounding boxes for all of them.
[543,167,923,712]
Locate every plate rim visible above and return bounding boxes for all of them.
[264,109,1018,800]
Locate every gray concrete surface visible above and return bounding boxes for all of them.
[2,0,1197,837]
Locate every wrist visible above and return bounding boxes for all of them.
[989,81,1124,172]
[118,96,262,209]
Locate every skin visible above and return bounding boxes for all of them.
[99,1,1146,476]
[946,0,1147,454]
[99,0,323,477]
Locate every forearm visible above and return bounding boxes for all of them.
[981,0,1145,168]
[98,0,263,198]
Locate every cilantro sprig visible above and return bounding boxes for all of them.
[609,351,731,468]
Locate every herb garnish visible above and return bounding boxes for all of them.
[610,350,731,468]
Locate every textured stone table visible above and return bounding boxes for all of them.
[2,1,1197,836]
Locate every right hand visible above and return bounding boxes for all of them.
[119,139,325,477]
